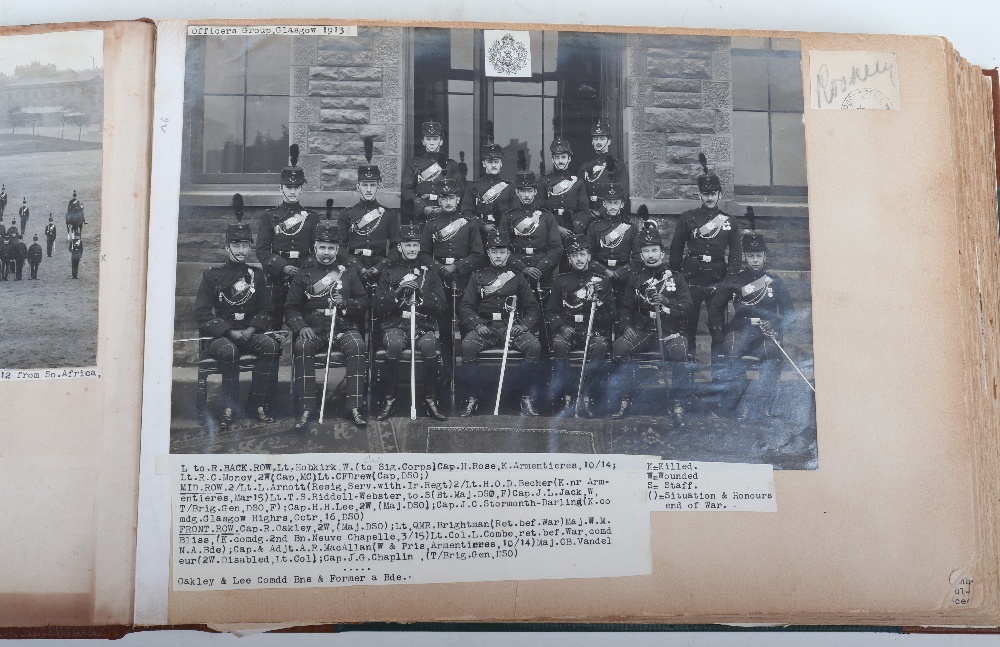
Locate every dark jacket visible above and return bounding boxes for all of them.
[194,261,272,337]
[459,263,540,334]
[255,201,319,279]
[284,260,368,336]
[620,263,693,335]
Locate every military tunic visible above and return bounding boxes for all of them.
[18,204,28,235]
[545,267,615,401]
[69,237,83,278]
[578,153,628,208]
[372,258,447,402]
[195,260,280,412]
[337,198,400,284]
[668,204,743,354]
[540,169,590,234]
[460,174,516,238]
[401,153,462,225]
[285,260,370,413]
[457,263,543,403]
[0,239,10,280]
[255,200,320,325]
[27,242,42,279]
[0,190,7,218]
[498,206,563,280]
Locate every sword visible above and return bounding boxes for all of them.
[410,294,417,420]
[450,280,459,407]
[318,305,339,424]
[574,300,597,417]
[173,330,289,344]
[654,303,666,363]
[754,322,816,393]
[494,295,518,416]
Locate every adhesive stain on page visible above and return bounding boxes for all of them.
[809,51,900,110]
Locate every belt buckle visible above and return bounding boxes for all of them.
[525,247,534,254]
[492,312,502,321]
[289,251,300,259]
[445,257,455,265]
[608,259,617,267]
[649,310,657,319]
[574,314,584,323]
[428,194,438,201]
[590,196,599,202]
[233,313,245,321]
[402,310,412,319]
[701,255,712,262]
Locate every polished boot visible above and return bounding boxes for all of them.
[376,397,397,421]
[293,410,312,431]
[460,397,479,417]
[555,395,575,417]
[424,397,448,421]
[349,408,367,426]
[610,398,631,420]
[520,395,540,417]
[577,396,596,419]
[219,407,234,429]
[252,406,274,423]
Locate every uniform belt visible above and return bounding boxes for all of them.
[273,249,302,260]
[589,196,600,202]
[352,248,378,257]
[515,248,540,256]
[687,251,722,263]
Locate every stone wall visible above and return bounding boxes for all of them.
[290,26,405,206]
[625,34,733,214]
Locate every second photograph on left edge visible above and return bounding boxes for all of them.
[167,25,817,469]
[0,28,104,370]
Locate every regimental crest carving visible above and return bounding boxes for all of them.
[485,31,531,77]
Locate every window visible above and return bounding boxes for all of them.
[731,38,807,196]
[184,35,291,184]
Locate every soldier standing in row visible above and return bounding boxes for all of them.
[540,137,590,272]
[458,230,543,417]
[69,233,83,279]
[12,234,26,280]
[18,198,28,236]
[579,118,627,222]
[0,235,10,281]
[587,182,639,308]
[27,235,42,279]
[194,195,280,428]
[545,235,614,417]
[419,177,484,391]
[6,218,17,240]
[256,145,320,331]
[0,184,7,219]
[669,154,743,360]
[402,121,462,227]
[285,220,370,430]
[461,125,515,238]
[338,137,400,290]
[44,215,57,257]
[372,225,448,421]
[498,167,562,341]
[709,230,796,419]
[610,223,693,419]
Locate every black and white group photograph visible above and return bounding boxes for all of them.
[169,27,816,468]
[0,29,103,369]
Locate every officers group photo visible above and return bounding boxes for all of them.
[171,27,815,465]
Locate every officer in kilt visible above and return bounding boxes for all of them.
[668,153,743,360]
[545,235,614,417]
[460,127,515,239]
[285,220,370,430]
[498,168,563,309]
[194,194,280,428]
[708,231,796,418]
[402,121,463,227]
[578,118,628,225]
[610,223,693,419]
[338,136,401,290]
[255,144,320,330]
[586,182,639,308]
[372,225,448,421]
[457,230,543,417]
[418,177,485,391]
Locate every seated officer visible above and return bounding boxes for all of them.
[609,223,693,420]
[708,231,796,418]
[545,235,614,417]
[285,220,370,430]
[256,145,320,324]
[372,225,448,421]
[457,230,543,417]
[498,169,563,299]
[194,195,279,428]
[461,128,515,239]
[418,177,485,386]
[337,136,400,290]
